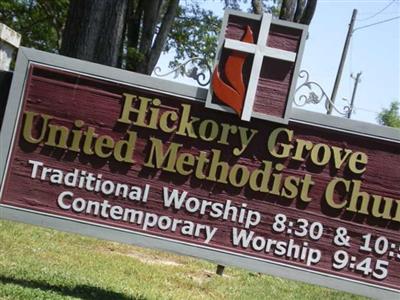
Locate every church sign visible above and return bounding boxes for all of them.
[0,10,399,299]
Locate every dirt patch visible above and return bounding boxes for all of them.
[189,270,214,284]
[101,245,183,267]
[123,251,182,266]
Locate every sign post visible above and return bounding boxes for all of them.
[0,24,20,126]
[0,10,399,299]
[0,23,21,71]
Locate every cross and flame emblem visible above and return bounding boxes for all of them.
[212,26,254,117]
[207,11,306,123]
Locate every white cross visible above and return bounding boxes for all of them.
[224,13,297,121]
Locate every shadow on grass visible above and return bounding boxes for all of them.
[0,275,147,300]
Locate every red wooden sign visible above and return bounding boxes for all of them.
[0,56,399,298]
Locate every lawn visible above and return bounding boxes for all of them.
[0,220,367,300]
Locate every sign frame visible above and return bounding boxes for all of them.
[1,47,399,299]
[206,9,309,124]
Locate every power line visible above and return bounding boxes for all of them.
[353,107,380,114]
[357,0,397,22]
[353,15,400,32]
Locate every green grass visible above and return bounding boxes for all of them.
[0,220,367,300]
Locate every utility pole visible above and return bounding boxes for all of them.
[347,72,362,119]
[328,9,358,115]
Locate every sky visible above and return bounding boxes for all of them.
[154,0,400,124]
[300,0,399,122]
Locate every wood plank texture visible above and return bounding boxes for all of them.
[1,65,399,290]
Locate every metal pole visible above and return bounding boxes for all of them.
[347,72,362,119]
[216,264,225,276]
[328,9,358,115]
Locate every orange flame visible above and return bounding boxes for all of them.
[212,26,254,116]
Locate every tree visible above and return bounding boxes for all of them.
[0,0,68,52]
[125,0,180,74]
[224,0,280,14]
[165,4,221,70]
[224,0,317,22]
[377,101,400,128]
[61,0,317,73]
[60,0,127,67]
[2,0,317,75]
[279,0,317,24]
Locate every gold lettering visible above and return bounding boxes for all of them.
[45,124,69,149]
[144,138,181,172]
[194,151,209,180]
[348,180,369,214]
[371,196,394,219]
[118,93,151,127]
[114,131,137,163]
[159,110,178,133]
[198,119,218,141]
[292,139,313,161]
[22,112,52,144]
[94,135,114,158]
[270,163,284,195]
[148,98,161,129]
[325,178,350,209]
[249,160,272,193]
[69,120,84,152]
[228,164,250,187]
[218,123,238,145]
[118,93,136,124]
[176,153,195,175]
[233,127,258,156]
[348,152,368,174]
[310,143,330,166]
[268,127,293,158]
[393,200,400,222]
[82,127,97,155]
[207,149,229,184]
[299,174,315,202]
[331,146,352,169]
[176,104,199,138]
[281,176,300,199]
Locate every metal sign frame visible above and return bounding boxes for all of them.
[0,47,399,299]
[206,10,308,124]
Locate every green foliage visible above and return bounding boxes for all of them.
[0,0,68,53]
[224,0,281,14]
[126,47,145,71]
[0,0,222,72]
[0,0,282,73]
[377,101,400,128]
[0,220,367,300]
[166,3,221,70]
[165,1,280,72]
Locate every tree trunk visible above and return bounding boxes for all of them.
[294,0,307,22]
[127,0,144,50]
[279,0,297,21]
[300,0,317,25]
[60,0,128,67]
[251,0,264,15]
[279,0,317,25]
[127,0,180,75]
[135,0,162,73]
[146,0,179,74]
